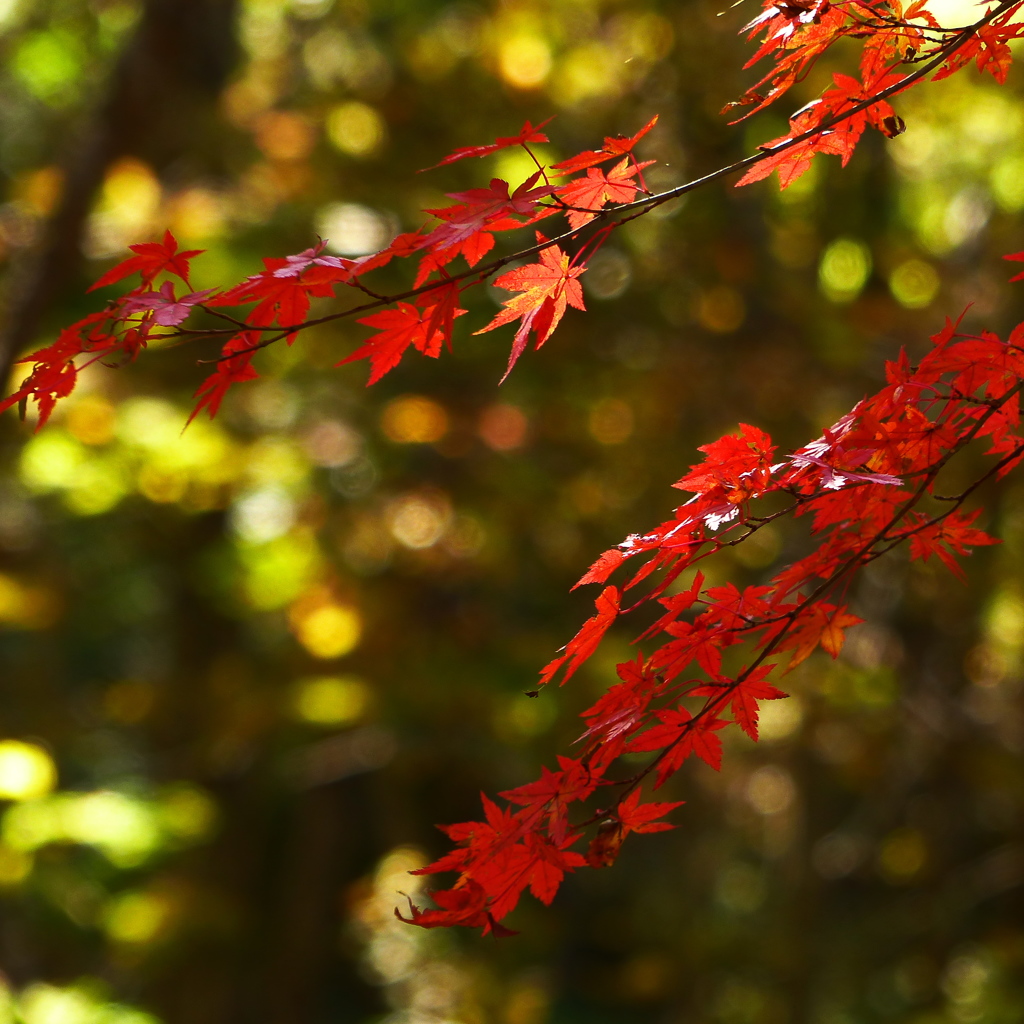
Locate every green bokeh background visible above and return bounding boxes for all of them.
[0,1,1022,1022]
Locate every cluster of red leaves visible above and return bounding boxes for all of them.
[1,118,662,425]
[5,0,1023,421]
[0,233,207,426]
[732,0,1024,188]
[398,305,1024,933]
[6,0,1024,941]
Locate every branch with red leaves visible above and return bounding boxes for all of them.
[396,306,1024,935]
[7,0,1024,940]
[4,0,1023,426]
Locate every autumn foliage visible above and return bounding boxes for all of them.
[7,0,1024,935]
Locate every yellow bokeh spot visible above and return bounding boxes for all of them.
[878,827,927,883]
[62,457,130,516]
[991,154,1024,212]
[105,891,170,945]
[117,397,184,450]
[292,675,370,726]
[166,187,226,241]
[553,42,619,106]
[65,791,161,867]
[889,259,940,309]
[493,693,556,744]
[819,238,872,302]
[245,437,308,488]
[20,431,86,492]
[289,590,362,659]
[241,532,322,610]
[20,986,95,1024]
[137,463,188,504]
[757,696,803,742]
[745,765,796,815]
[159,785,217,841]
[66,395,116,446]
[0,844,31,886]
[499,35,552,89]
[294,605,361,659]
[326,101,386,157]
[0,741,56,801]
[380,395,448,444]
[87,158,162,258]
[0,574,59,630]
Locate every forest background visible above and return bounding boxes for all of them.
[0,0,1021,1022]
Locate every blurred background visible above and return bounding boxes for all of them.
[0,0,1022,1022]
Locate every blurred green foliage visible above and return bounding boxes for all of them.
[0,0,1023,1022]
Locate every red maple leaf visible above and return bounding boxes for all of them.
[586,788,683,868]
[188,334,260,423]
[552,115,659,174]
[420,117,554,171]
[475,236,586,381]
[539,585,619,686]
[89,230,203,291]
[626,708,728,785]
[501,755,601,844]
[340,299,465,385]
[767,603,863,669]
[907,510,998,582]
[1005,251,1024,282]
[693,664,786,741]
[396,880,516,937]
[555,158,653,228]
[424,174,555,251]
[119,281,216,328]
[616,788,684,834]
[578,654,664,756]
[573,548,627,589]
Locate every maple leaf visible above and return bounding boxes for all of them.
[89,230,202,291]
[637,571,705,641]
[654,619,730,679]
[907,510,998,582]
[616,788,685,834]
[271,242,353,278]
[0,355,78,429]
[769,604,863,669]
[585,789,684,868]
[424,174,555,251]
[693,664,786,741]
[396,880,517,937]
[1005,251,1024,282]
[524,833,588,904]
[552,116,659,174]
[673,423,775,500]
[555,158,653,228]
[340,299,465,385]
[539,585,619,686]
[188,334,260,423]
[626,708,728,785]
[420,117,554,171]
[212,253,346,338]
[475,236,586,381]
[501,755,601,844]
[573,548,626,589]
[120,281,216,328]
[578,654,664,757]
